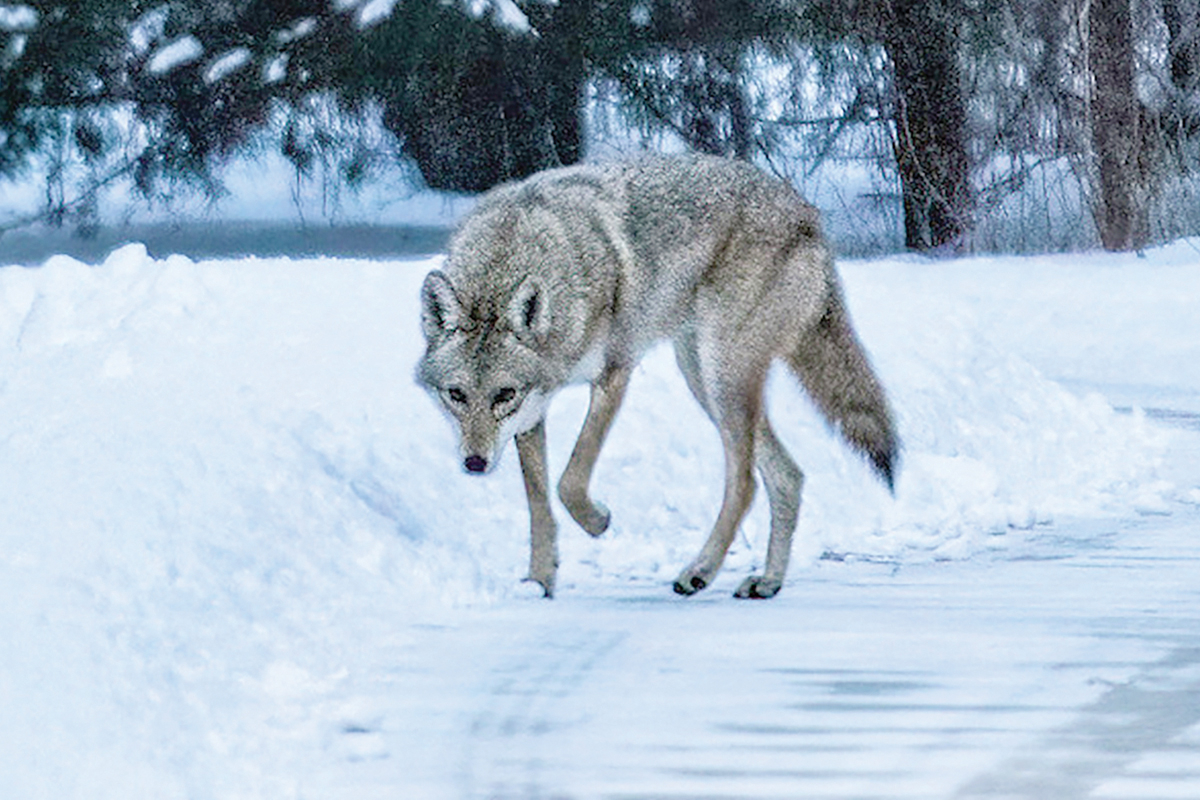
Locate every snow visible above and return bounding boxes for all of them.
[0,4,35,32]
[0,238,1197,798]
[355,0,401,27]
[148,36,204,75]
[205,48,252,85]
[262,53,288,84]
[129,7,168,55]
[464,0,533,34]
[275,17,317,43]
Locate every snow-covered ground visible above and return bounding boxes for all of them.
[1,239,1198,798]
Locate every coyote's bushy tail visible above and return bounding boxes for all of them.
[787,287,898,491]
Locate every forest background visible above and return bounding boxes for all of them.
[2,0,1200,257]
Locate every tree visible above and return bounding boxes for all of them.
[585,0,802,160]
[1162,0,1200,168]
[5,0,1195,253]
[798,0,975,251]
[1164,0,1200,115]
[1088,0,1156,250]
[357,0,589,192]
[0,0,360,224]
[882,0,974,251]
[0,1,596,204]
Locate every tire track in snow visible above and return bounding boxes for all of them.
[462,624,627,799]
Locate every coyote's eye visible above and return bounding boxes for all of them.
[492,387,516,408]
[447,387,468,405]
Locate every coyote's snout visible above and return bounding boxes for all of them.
[417,154,897,599]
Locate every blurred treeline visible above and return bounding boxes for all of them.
[2,0,1199,253]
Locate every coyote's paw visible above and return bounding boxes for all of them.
[733,575,782,600]
[672,564,714,596]
[522,573,555,599]
[578,501,611,537]
[562,495,611,537]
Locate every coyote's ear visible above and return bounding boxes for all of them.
[508,278,551,341]
[421,270,462,340]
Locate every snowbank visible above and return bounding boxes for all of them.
[0,241,1188,796]
[0,245,1181,599]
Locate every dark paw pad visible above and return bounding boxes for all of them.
[734,576,781,600]
[673,575,707,595]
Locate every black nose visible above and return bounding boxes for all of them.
[464,455,488,473]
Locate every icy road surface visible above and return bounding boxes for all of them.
[0,241,1198,798]
[365,432,1200,800]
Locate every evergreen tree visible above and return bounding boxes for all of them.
[2,0,1197,250]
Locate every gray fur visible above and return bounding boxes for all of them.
[417,154,897,599]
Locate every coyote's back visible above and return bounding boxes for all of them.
[417,154,897,598]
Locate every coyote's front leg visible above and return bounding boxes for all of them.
[558,365,630,536]
[516,420,557,597]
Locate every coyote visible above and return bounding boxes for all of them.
[417,154,897,599]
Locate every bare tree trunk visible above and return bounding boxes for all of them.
[1163,0,1200,139]
[1088,0,1153,250]
[541,0,591,167]
[1165,0,1200,94]
[883,0,974,252]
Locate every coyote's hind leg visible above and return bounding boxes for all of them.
[558,365,630,536]
[672,397,759,595]
[734,418,802,599]
[670,330,761,595]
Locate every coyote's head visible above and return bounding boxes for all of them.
[416,269,552,475]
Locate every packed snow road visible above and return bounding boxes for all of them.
[351,515,1200,800]
[376,427,1200,800]
[0,241,1198,798]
